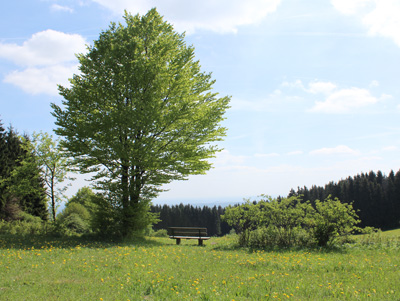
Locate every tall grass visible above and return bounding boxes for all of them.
[1,232,399,300]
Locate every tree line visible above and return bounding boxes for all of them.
[150,169,400,236]
[286,169,400,230]
[150,204,231,236]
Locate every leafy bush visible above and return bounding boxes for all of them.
[248,226,277,248]
[58,203,90,222]
[247,225,315,249]
[57,202,91,234]
[223,196,315,247]
[0,219,45,235]
[223,195,362,248]
[90,194,122,237]
[19,211,43,223]
[62,213,89,234]
[310,197,360,246]
[153,229,168,237]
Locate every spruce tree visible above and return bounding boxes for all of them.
[0,122,48,220]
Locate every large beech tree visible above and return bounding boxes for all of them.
[51,9,230,236]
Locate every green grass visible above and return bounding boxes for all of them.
[380,228,400,236]
[1,233,399,300]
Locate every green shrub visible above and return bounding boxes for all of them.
[58,203,90,223]
[90,194,121,237]
[153,229,168,237]
[310,196,360,247]
[223,195,362,249]
[57,202,92,234]
[248,226,278,248]
[19,211,43,223]
[248,226,315,249]
[0,219,47,236]
[62,213,89,234]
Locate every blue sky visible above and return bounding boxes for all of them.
[1,0,400,204]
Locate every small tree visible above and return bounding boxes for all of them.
[51,9,230,236]
[29,132,73,221]
[222,200,262,245]
[311,196,360,246]
[67,187,99,216]
[58,187,103,233]
[57,203,91,234]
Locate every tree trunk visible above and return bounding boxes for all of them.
[121,163,130,236]
[51,176,56,221]
[130,165,143,204]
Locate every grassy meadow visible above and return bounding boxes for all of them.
[1,232,400,300]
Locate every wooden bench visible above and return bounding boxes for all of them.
[167,227,210,246]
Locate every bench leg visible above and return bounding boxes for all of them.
[176,238,181,245]
[198,239,203,246]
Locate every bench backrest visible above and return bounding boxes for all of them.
[168,227,208,237]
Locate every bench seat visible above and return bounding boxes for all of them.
[168,227,210,246]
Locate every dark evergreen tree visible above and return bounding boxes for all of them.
[0,122,48,220]
[288,169,400,230]
[377,170,384,185]
[151,202,232,236]
[393,171,400,228]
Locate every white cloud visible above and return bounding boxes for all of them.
[91,0,282,34]
[4,65,78,96]
[233,79,383,114]
[309,87,379,113]
[281,79,305,90]
[307,81,337,94]
[0,30,86,67]
[280,80,382,113]
[0,30,87,95]
[282,79,337,94]
[310,145,360,156]
[51,4,74,13]
[331,0,400,47]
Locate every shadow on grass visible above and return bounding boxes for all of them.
[1,233,375,254]
[206,236,350,253]
[0,233,165,250]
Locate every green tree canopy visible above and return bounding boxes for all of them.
[51,9,230,236]
[67,186,99,216]
[29,132,72,221]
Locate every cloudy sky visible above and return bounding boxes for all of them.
[1,0,400,204]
